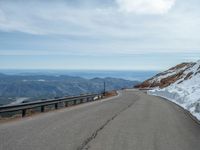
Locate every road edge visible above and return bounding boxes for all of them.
[146,92,200,126]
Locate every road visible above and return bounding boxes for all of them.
[0,89,200,150]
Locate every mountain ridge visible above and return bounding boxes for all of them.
[0,73,140,105]
[135,62,196,88]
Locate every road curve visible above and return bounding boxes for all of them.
[0,90,200,150]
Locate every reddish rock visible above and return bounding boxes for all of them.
[135,62,196,89]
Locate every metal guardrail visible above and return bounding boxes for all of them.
[0,93,103,117]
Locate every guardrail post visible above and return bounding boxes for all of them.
[41,106,45,112]
[55,103,58,109]
[73,100,76,105]
[80,99,83,103]
[65,102,68,107]
[22,109,26,117]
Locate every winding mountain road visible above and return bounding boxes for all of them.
[0,89,200,150]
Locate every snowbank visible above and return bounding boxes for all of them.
[148,61,200,121]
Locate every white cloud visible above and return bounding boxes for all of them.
[0,0,200,54]
[116,0,176,14]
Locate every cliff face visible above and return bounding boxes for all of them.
[135,62,196,89]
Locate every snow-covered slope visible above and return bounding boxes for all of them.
[146,60,200,120]
[135,62,196,88]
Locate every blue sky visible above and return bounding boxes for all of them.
[0,0,200,70]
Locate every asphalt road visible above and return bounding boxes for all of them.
[0,89,200,150]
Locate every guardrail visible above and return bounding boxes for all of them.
[0,93,103,118]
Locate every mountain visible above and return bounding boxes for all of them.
[0,74,140,105]
[136,60,200,121]
[135,62,196,88]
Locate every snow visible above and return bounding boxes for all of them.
[148,61,200,121]
[9,97,29,105]
[22,79,46,82]
[37,79,46,82]
[148,64,188,84]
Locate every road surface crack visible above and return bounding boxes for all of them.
[77,100,137,150]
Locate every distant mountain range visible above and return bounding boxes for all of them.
[0,69,159,81]
[0,73,140,105]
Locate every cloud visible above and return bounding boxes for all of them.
[116,0,176,14]
[0,0,200,70]
[0,0,200,55]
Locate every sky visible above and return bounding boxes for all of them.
[0,0,200,71]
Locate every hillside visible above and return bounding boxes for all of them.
[136,60,200,120]
[135,62,196,88]
[0,74,139,105]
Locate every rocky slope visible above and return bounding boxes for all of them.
[135,62,196,88]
